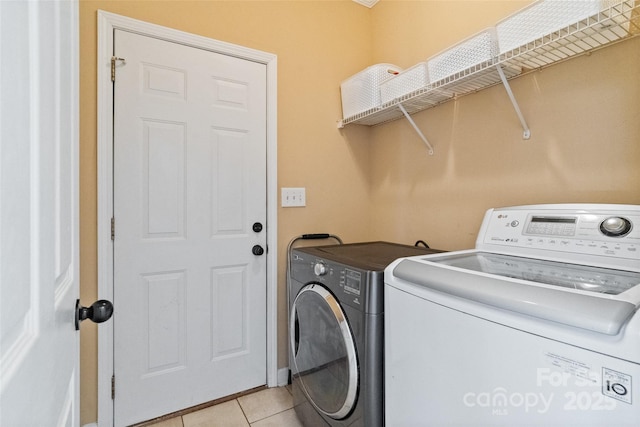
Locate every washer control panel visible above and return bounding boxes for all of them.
[477,205,640,261]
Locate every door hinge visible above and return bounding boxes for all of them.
[111,217,115,240]
[111,374,115,399]
[111,57,125,82]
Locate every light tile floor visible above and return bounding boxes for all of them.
[145,387,303,427]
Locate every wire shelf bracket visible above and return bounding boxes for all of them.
[398,103,434,155]
[496,64,531,140]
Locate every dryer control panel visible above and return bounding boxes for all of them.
[476,204,640,266]
[343,268,362,296]
[290,251,384,314]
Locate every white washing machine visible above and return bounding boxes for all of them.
[385,204,640,426]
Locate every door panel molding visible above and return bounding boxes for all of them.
[1,1,80,425]
[96,11,278,426]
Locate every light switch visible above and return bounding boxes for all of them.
[281,187,306,207]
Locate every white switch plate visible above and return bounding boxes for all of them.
[281,187,306,207]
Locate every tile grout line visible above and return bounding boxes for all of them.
[236,398,252,425]
[238,389,296,425]
[248,407,295,425]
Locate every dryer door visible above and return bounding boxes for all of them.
[290,284,358,419]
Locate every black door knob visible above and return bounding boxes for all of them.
[75,299,114,330]
[252,245,265,256]
[252,222,263,232]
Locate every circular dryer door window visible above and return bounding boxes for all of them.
[290,284,358,419]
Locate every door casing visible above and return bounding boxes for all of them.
[96,11,278,426]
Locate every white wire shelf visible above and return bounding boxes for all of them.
[338,0,639,129]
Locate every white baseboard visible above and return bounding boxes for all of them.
[277,367,290,387]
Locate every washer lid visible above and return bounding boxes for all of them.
[434,252,640,295]
[391,251,639,336]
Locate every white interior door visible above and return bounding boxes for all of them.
[0,1,80,426]
[113,29,268,425]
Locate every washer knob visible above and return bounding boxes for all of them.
[600,217,632,237]
[314,262,327,276]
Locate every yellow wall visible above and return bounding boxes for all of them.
[371,0,532,67]
[78,0,640,424]
[368,1,640,251]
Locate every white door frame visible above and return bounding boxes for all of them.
[96,11,278,426]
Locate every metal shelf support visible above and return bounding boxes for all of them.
[496,64,531,140]
[398,103,434,155]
